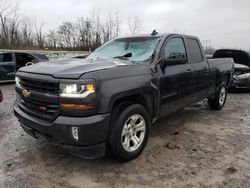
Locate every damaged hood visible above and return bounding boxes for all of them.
[18,58,128,79]
[234,63,250,71]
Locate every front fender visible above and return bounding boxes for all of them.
[83,64,160,118]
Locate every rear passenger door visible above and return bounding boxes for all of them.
[185,38,209,101]
[0,53,15,81]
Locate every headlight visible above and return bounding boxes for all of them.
[15,76,21,86]
[60,83,95,98]
[237,73,250,79]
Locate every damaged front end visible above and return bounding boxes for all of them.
[229,64,250,92]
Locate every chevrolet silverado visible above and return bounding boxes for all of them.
[14,33,234,162]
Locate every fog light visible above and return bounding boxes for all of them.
[72,127,79,140]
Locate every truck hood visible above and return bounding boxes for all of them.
[19,58,128,79]
[234,63,250,71]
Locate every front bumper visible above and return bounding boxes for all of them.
[229,76,250,92]
[14,104,110,158]
[0,89,2,102]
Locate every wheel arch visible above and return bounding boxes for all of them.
[109,90,157,121]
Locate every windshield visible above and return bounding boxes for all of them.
[87,36,161,63]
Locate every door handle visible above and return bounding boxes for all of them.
[186,69,191,74]
[202,67,209,76]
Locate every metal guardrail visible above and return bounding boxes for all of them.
[0,49,89,59]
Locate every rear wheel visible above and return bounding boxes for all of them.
[208,83,227,110]
[108,104,150,162]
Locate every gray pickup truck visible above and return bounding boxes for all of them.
[14,33,234,162]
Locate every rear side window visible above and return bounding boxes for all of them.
[0,53,13,62]
[0,54,3,62]
[186,39,203,63]
[163,38,187,59]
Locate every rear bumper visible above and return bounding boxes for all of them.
[14,104,110,158]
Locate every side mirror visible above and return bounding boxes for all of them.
[162,57,187,66]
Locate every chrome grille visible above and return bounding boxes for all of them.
[20,78,59,94]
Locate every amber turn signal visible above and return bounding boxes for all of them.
[60,104,94,110]
[86,84,95,92]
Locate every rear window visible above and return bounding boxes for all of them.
[33,54,49,61]
[186,39,203,63]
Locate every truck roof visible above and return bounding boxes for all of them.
[115,33,198,39]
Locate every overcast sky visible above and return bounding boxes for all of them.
[8,0,250,50]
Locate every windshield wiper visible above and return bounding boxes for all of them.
[113,52,132,60]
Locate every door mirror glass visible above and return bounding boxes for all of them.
[163,56,187,66]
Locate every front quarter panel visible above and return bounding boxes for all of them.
[83,64,157,114]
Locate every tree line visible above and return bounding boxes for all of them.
[0,1,142,51]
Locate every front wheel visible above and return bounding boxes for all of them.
[108,104,150,162]
[208,83,227,110]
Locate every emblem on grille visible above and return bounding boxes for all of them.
[39,106,46,111]
[22,89,30,98]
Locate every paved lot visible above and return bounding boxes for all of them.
[0,83,250,188]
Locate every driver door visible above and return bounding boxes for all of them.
[159,37,193,117]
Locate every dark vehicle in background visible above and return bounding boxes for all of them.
[0,52,49,82]
[14,33,234,162]
[213,49,250,91]
[0,88,2,102]
[74,54,89,59]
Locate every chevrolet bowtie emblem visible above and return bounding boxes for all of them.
[22,89,30,98]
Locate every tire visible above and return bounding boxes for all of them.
[108,104,150,162]
[208,83,227,110]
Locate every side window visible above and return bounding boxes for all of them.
[163,38,187,59]
[15,53,36,68]
[186,39,203,63]
[15,53,25,67]
[0,54,3,62]
[26,54,36,63]
[0,53,13,62]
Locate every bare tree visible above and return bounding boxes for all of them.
[57,21,77,49]
[76,17,87,49]
[35,22,45,48]
[114,11,121,37]
[0,0,17,47]
[0,0,143,50]
[100,12,122,43]
[46,30,58,48]
[101,13,114,42]
[127,15,143,35]
[21,17,34,47]
[90,8,101,48]
[9,5,20,46]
